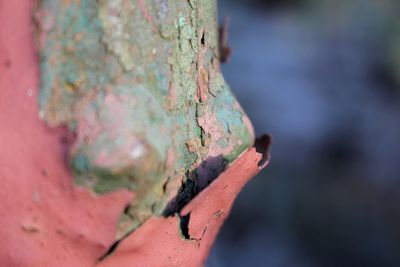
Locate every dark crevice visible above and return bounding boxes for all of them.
[162,155,226,239]
[99,155,227,262]
[179,213,191,239]
[255,134,272,168]
[97,204,135,262]
[195,103,207,147]
[97,224,137,263]
[177,20,183,52]
[162,176,171,193]
[163,176,197,218]
[124,205,130,215]
[200,31,205,46]
[98,135,271,261]
[97,239,121,262]
[122,204,135,220]
[199,129,206,147]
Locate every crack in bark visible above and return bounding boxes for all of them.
[162,155,226,239]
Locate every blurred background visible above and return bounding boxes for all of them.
[208,0,400,266]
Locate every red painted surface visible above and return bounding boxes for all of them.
[0,1,270,266]
[0,1,133,266]
[99,146,269,267]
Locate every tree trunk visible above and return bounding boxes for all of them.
[0,0,270,266]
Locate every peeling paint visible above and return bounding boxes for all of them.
[35,0,255,237]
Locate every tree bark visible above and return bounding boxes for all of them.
[0,0,270,266]
[35,0,255,237]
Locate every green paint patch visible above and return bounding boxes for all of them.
[36,0,255,237]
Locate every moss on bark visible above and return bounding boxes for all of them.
[35,0,254,237]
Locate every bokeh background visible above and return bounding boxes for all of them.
[208,0,400,266]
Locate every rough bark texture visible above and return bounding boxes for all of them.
[34,0,255,237]
[0,0,270,266]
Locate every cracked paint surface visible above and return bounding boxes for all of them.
[98,140,270,267]
[0,2,270,265]
[0,2,133,266]
[35,0,255,236]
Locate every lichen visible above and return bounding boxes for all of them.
[35,0,254,237]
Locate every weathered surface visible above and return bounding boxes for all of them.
[0,1,133,266]
[35,0,255,235]
[0,1,270,266]
[98,139,270,267]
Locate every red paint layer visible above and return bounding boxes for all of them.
[0,1,133,266]
[0,1,270,266]
[98,144,270,267]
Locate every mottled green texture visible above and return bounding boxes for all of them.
[35,0,254,237]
